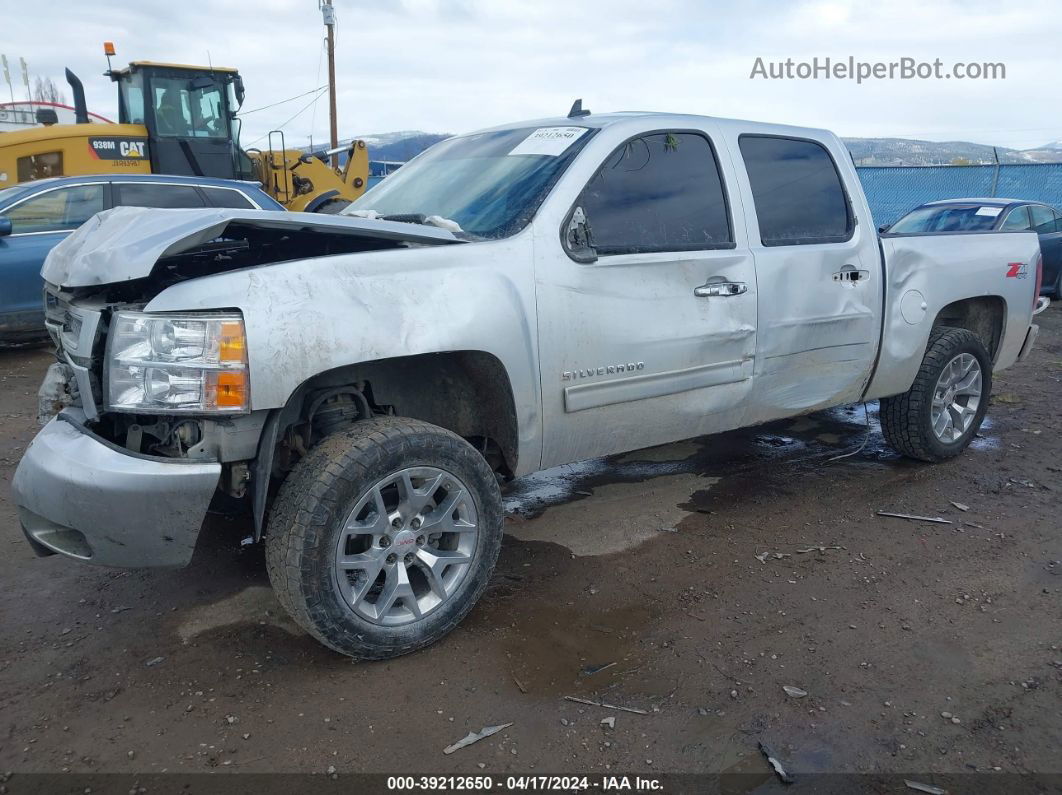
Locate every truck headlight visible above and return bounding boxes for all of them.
[107,312,249,414]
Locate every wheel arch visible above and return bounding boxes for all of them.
[251,350,519,538]
[930,296,1007,362]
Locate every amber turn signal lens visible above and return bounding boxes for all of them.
[211,371,248,410]
[218,321,247,364]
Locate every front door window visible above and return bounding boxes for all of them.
[3,184,105,234]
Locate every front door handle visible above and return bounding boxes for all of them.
[694,281,747,297]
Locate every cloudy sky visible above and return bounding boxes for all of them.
[3,0,1060,149]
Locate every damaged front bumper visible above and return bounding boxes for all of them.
[12,411,221,567]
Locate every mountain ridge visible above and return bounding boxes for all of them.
[309,130,1062,167]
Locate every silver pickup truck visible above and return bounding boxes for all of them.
[13,110,1044,659]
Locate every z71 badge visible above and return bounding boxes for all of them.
[1005,262,1028,279]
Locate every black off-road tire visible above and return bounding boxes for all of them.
[264,417,503,660]
[880,326,992,463]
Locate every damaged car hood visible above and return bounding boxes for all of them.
[42,206,463,288]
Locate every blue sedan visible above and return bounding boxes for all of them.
[0,174,284,343]
[886,198,1062,296]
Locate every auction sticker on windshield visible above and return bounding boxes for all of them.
[509,127,588,156]
[975,206,1002,217]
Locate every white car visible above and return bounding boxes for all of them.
[14,108,1043,659]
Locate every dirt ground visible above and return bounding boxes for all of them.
[0,309,1059,792]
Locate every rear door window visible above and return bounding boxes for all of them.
[201,186,255,209]
[999,206,1032,231]
[1030,205,1057,233]
[577,131,733,255]
[4,184,105,233]
[739,135,852,246]
[115,183,206,208]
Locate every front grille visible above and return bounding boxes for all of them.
[43,286,105,418]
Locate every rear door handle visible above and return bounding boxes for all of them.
[694,281,747,297]
[833,265,870,283]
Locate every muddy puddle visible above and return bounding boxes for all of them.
[501,402,982,557]
[177,585,301,643]
[499,601,656,699]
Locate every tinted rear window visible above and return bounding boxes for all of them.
[115,183,205,208]
[201,186,255,209]
[739,135,852,246]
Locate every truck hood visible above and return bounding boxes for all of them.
[42,206,463,288]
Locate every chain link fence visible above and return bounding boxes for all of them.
[856,163,1062,227]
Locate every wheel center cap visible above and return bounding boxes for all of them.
[391,529,418,552]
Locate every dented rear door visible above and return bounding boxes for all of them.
[720,127,883,422]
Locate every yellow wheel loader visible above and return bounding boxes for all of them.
[0,58,368,213]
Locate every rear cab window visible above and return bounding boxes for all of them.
[738,135,852,246]
[576,131,733,256]
[17,151,64,182]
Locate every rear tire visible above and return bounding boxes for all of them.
[880,326,991,462]
[265,417,503,659]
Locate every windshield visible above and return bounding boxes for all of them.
[889,204,1002,233]
[345,126,594,239]
[150,76,229,138]
[0,186,28,211]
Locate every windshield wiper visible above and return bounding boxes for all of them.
[381,213,468,236]
[345,209,471,238]
[380,213,426,224]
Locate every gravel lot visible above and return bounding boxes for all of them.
[1,309,1059,791]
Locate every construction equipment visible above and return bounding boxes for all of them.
[0,49,368,213]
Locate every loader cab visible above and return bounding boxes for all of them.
[111,62,249,180]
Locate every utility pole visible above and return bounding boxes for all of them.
[322,0,339,169]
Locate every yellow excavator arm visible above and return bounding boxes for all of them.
[246,139,368,213]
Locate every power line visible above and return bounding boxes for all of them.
[238,85,328,116]
[245,86,329,146]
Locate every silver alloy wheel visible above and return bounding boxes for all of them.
[333,466,478,626]
[931,352,982,443]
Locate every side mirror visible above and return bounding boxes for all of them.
[0,216,12,237]
[233,75,246,108]
[564,205,597,263]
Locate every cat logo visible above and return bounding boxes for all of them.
[88,137,149,161]
[119,140,146,158]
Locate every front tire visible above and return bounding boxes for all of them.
[880,326,992,462]
[265,417,503,659]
